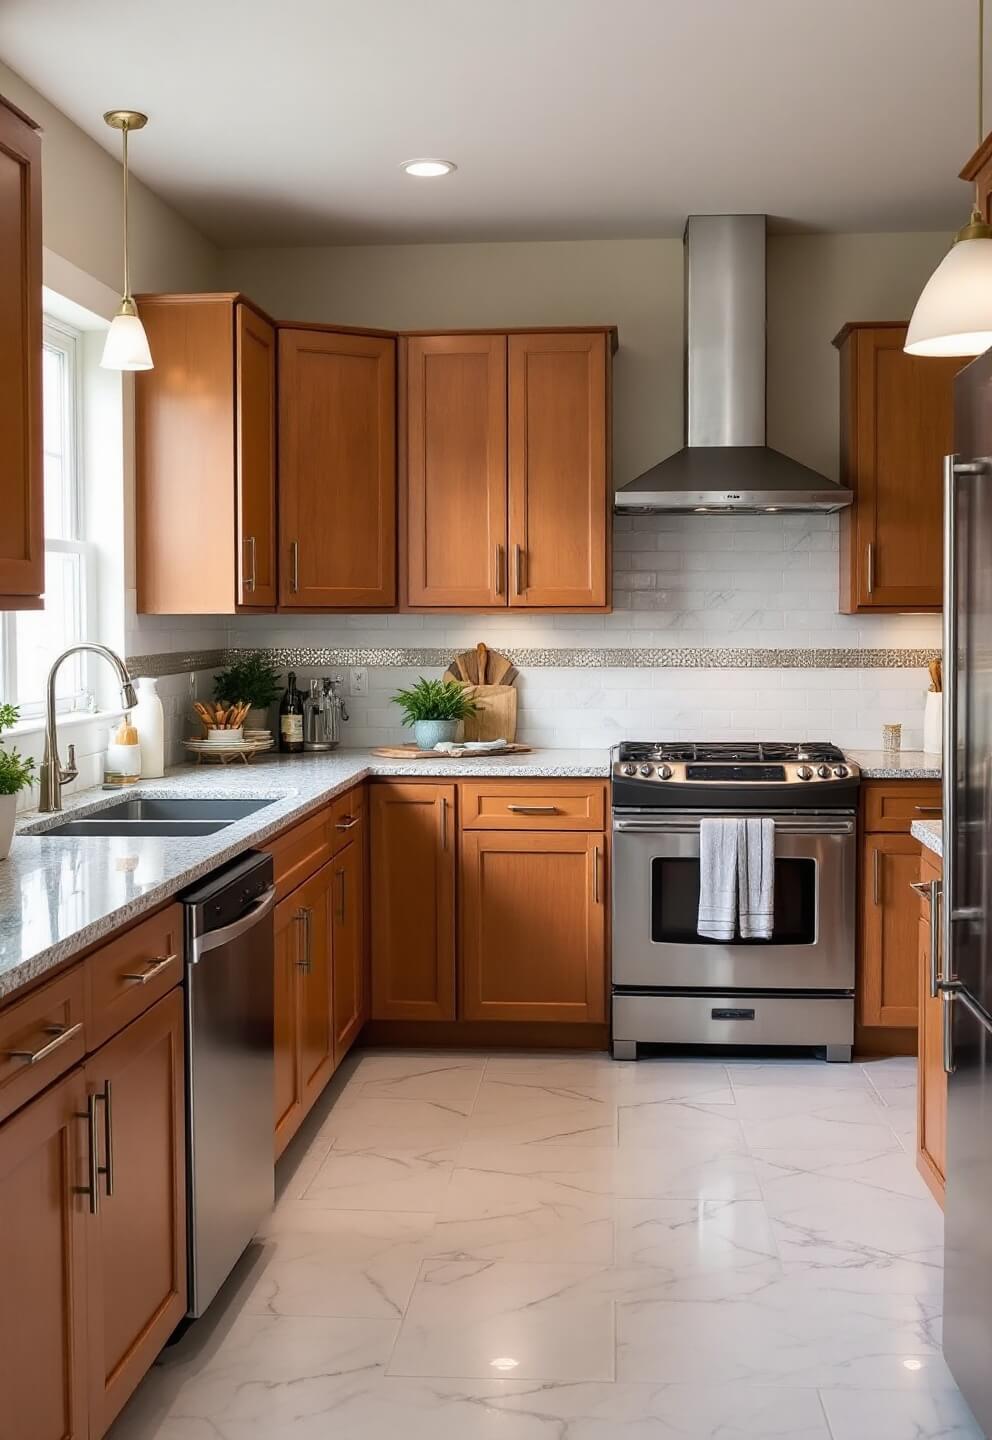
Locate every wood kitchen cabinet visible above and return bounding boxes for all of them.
[834,323,958,612]
[0,94,43,609]
[273,862,335,1157]
[279,326,396,609]
[273,891,304,1154]
[85,989,186,1436]
[0,1065,88,1440]
[332,832,367,1064]
[370,782,456,1021]
[134,294,278,613]
[916,848,946,1204]
[460,829,606,1022]
[401,328,613,611]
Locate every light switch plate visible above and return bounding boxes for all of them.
[349,667,369,697]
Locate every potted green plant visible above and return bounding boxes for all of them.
[213,654,282,731]
[0,704,35,860]
[391,677,478,750]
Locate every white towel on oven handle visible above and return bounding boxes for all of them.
[697,818,739,941]
[738,817,775,940]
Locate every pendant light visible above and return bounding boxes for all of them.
[100,109,153,370]
[906,0,992,356]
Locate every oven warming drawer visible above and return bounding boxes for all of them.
[613,991,854,1051]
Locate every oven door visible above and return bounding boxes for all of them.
[612,811,856,992]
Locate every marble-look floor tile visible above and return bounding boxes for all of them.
[466,1079,619,1147]
[728,1060,875,1090]
[618,1097,746,1152]
[862,1057,919,1096]
[317,1094,473,1148]
[300,1145,456,1212]
[614,1196,780,1275]
[820,1385,983,1438]
[485,1054,735,1105]
[347,1053,485,1106]
[617,1265,949,1389]
[243,1210,436,1319]
[389,1260,617,1382]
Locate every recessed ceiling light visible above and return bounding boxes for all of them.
[489,1357,519,1372]
[401,158,457,178]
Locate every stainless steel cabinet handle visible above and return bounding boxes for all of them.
[96,1080,114,1197]
[75,1093,100,1214]
[439,795,448,850]
[866,542,875,595]
[914,806,942,815]
[295,906,312,973]
[121,953,177,985]
[5,1021,82,1065]
[494,543,505,596]
[943,990,955,1074]
[507,805,560,815]
[513,545,524,595]
[872,847,881,907]
[911,879,944,998]
[290,539,300,593]
[593,844,601,904]
[337,868,346,924]
[335,815,360,831]
[243,534,257,594]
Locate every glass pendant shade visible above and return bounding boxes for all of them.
[101,308,153,370]
[905,233,992,357]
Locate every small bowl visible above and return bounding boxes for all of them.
[205,726,244,745]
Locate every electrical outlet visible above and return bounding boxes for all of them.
[349,667,369,697]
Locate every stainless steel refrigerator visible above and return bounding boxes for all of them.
[941,349,992,1434]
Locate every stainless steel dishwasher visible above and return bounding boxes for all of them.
[181,850,276,1317]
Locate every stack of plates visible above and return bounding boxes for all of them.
[244,728,273,744]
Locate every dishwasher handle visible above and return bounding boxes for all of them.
[190,885,277,963]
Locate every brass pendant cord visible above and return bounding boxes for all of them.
[121,119,130,302]
[978,0,985,213]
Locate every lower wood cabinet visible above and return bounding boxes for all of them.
[332,836,368,1063]
[85,989,186,1436]
[370,783,456,1021]
[917,850,946,1205]
[460,830,606,1022]
[0,1064,88,1440]
[860,832,925,1028]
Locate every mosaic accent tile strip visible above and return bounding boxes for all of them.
[130,644,942,676]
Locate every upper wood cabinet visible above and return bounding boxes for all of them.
[834,323,959,612]
[279,327,396,609]
[401,328,613,611]
[135,294,277,613]
[0,95,43,609]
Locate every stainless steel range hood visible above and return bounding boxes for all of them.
[615,214,852,515]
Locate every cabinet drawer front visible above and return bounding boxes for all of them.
[460,780,606,831]
[863,782,942,833]
[266,807,333,900]
[85,905,183,1051]
[0,966,86,1122]
[330,784,366,854]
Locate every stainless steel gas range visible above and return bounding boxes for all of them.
[610,741,860,1062]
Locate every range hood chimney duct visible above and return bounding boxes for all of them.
[615,214,852,514]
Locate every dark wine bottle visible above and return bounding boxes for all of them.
[279,671,304,753]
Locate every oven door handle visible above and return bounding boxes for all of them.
[612,816,855,836]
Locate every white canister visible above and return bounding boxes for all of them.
[132,676,165,778]
[923,690,943,755]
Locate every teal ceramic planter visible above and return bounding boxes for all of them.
[413,719,458,749]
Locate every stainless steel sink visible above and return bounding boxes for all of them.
[29,796,275,838]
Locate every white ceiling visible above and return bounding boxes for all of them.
[0,0,983,247]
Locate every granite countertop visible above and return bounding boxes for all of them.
[0,747,609,1002]
[911,819,943,858]
[847,749,942,780]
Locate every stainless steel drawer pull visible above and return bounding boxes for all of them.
[335,815,360,831]
[290,539,300,593]
[440,795,448,850]
[507,805,560,815]
[337,868,346,924]
[121,953,177,985]
[593,844,601,904]
[75,1093,100,1214]
[494,543,505,596]
[97,1080,114,1197]
[872,847,882,907]
[914,806,942,815]
[866,542,875,595]
[296,907,312,973]
[6,1021,82,1066]
[243,534,257,594]
[514,544,525,595]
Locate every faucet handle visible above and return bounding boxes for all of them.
[62,743,78,784]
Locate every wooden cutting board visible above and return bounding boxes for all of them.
[444,643,519,742]
[370,743,533,759]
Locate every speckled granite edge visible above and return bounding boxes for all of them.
[846,750,942,780]
[911,819,944,858]
[1,749,610,1001]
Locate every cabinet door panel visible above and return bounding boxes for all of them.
[86,990,186,1436]
[371,784,456,1020]
[918,910,946,1198]
[0,1067,88,1440]
[405,334,507,606]
[860,833,922,1027]
[508,332,608,608]
[274,894,304,1155]
[333,836,367,1064]
[279,328,396,608]
[0,100,42,602]
[236,304,278,607]
[297,863,335,1113]
[461,830,606,1023]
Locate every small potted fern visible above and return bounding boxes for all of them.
[213,654,282,731]
[391,677,478,750]
[0,704,35,860]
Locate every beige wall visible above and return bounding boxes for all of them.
[0,62,218,294]
[225,229,950,487]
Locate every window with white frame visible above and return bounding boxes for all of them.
[0,318,95,718]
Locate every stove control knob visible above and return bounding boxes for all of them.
[816,765,832,779]
[639,764,653,777]
[797,765,814,781]
[832,764,849,779]
[621,762,636,777]
[656,764,673,780]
